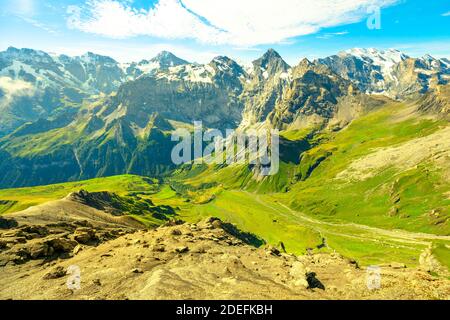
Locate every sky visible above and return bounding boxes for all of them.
[0,0,449,65]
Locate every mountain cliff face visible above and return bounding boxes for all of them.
[0,47,447,188]
[267,59,358,129]
[239,49,291,128]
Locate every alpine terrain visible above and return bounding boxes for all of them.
[0,46,449,300]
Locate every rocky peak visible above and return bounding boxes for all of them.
[149,51,189,69]
[252,49,290,79]
[2,46,54,64]
[419,54,447,71]
[209,56,246,78]
[80,52,118,65]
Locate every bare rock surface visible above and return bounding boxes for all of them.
[1,217,449,300]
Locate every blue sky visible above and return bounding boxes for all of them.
[0,0,449,64]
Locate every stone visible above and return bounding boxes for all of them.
[0,217,18,229]
[419,248,441,273]
[390,262,406,269]
[44,266,66,279]
[29,242,52,259]
[73,228,96,244]
[266,246,281,256]
[47,238,77,253]
[20,225,49,237]
[152,244,165,252]
[14,237,27,244]
[290,261,309,288]
[131,268,143,274]
[73,245,83,255]
[211,220,222,229]
[175,246,189,254]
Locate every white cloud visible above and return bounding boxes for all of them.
[442,11,450,17]
[0,77,36,106]
[316,31,349,39]
[20,17,59,35]
[67,0,399,46]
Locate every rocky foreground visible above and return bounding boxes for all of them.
[1,208,449,300]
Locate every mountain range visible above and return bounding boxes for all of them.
[0,46,449,285]
[0,46,449,189]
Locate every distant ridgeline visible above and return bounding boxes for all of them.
[0,47,448,188]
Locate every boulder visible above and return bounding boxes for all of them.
[47,238,77,253]
[175,246,189,253]
[152,244,166,252]
[0,217,18,229]
[29,242,53,259]
[171,229,182,236]
[290,261,310,288]
[73,228,96,244]
[20,225,49,238]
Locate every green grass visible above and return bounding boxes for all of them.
[174,190,325,253]
[151,187,432,266]
[0,174,159,214]
[161,101,449,267]
[280,103,450,235]
[280,127,314,141]
[432,242,450,272]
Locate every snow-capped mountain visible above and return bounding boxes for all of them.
[1,46,448,138]
[0,46,449,188]
[318,48,449,98]
[123,51,189,79]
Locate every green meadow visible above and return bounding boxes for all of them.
[1,101,449,271]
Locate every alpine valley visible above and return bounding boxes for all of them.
[0,46,449,300]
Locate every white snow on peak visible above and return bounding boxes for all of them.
[156,64,214,84]
[342,48,409,80]
[343,48,408,64]
[137,61,161,74]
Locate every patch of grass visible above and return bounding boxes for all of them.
[282,103,450,235]
[0,175,159,214]
[432,242,450,271]
[167,190,326,254]
[280,127,313,141]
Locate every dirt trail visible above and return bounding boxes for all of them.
[251,193,450,248]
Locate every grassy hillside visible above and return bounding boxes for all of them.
[0,175,159,214]
[157,100,449,269]
[175,101,449,236]
[282,103,449,236]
